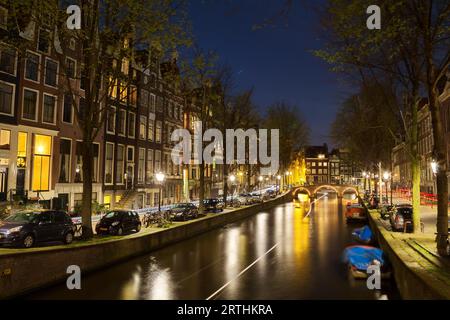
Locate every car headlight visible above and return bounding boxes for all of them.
[8,226,23,233]
[111,221,120,226]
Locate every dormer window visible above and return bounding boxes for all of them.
[38,28,51,54]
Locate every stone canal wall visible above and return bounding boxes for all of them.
[367,209,450,300]
[0,193,292,299]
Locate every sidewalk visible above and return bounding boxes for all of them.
[391,196,440,234]
[368,209,450,299]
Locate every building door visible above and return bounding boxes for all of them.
[16,168,25,196]
[56,193,69,212]
[0,168,7,201]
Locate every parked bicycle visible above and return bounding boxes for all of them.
[142,211,172,228]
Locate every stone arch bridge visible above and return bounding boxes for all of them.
[292,184,359,200]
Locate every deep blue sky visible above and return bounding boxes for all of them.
[189,0,354,145]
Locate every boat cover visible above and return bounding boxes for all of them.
[352,226,373,243]
[342,245,385,271]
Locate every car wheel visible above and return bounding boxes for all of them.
[23,234,35,248]
[116,227,123,236]
[136,223,142,233]
[64,232,74,244]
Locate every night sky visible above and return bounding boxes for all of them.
[189,0,354,146]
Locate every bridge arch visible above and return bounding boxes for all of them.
[312,184,339,196]
[341,186,359,196]
[292,187,311,198]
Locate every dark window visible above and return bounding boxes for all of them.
[43,95,56,123]
[65,58,76,78]
[59,139,71,183]
[23,89,37,120]
[44,59,57,86]
[0,46,16,75]
[38,29,50,53]
[25,52,39,81]
[63,94,73,123]
[0,82,13,115]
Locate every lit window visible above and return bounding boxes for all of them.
[139,116,146,140]
[32,134,52,191]
[0,129,10,149]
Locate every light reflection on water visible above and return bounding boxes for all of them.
[26,193,399,300]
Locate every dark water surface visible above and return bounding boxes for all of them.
[26,194,399,300]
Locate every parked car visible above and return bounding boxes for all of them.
[203,198,224,213]
[345,204,367,222]
[238,194,254,205]
[250,193,264,204]
[169,203,199,221]
[266,189,277,198]
[389,205,413,232]
[95,210,141,235]
[0,210,75,248]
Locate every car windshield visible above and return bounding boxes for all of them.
[398,208,413,218]
[104,211,122,219]
[3,212,39,223]
[174,204,189,208]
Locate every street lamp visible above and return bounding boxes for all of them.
[229,174,237,195]
[155,172,165,212]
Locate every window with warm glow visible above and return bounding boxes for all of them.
[32,134,52,191]
[0,129,10,149]
[17,132,27,158]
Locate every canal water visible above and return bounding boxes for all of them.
[26,193,399,300]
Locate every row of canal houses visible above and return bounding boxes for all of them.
[0,5,221,211]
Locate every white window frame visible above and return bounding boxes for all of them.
[139,115,147,140]
[116,144,125,185]
[138,148,145,184]
[22,87,39,122]
[0,43,17,76]
[24,50,41,83]
[128,111,136,138]
[117,109,126,137]
[65,57,77,79]
[59,137,72,183]
[106,106,116,134]
[105,142,115,185]
[44,57,59,88]
[42,93,57,124]
[62,94,74,124]
[0,80,15,116]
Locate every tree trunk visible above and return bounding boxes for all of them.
[411,156,421,233]
[199,162,205,214]
[410,97,421,233]
[428,88,448,255]
[81,138,94,239]
[222,163,228,207]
